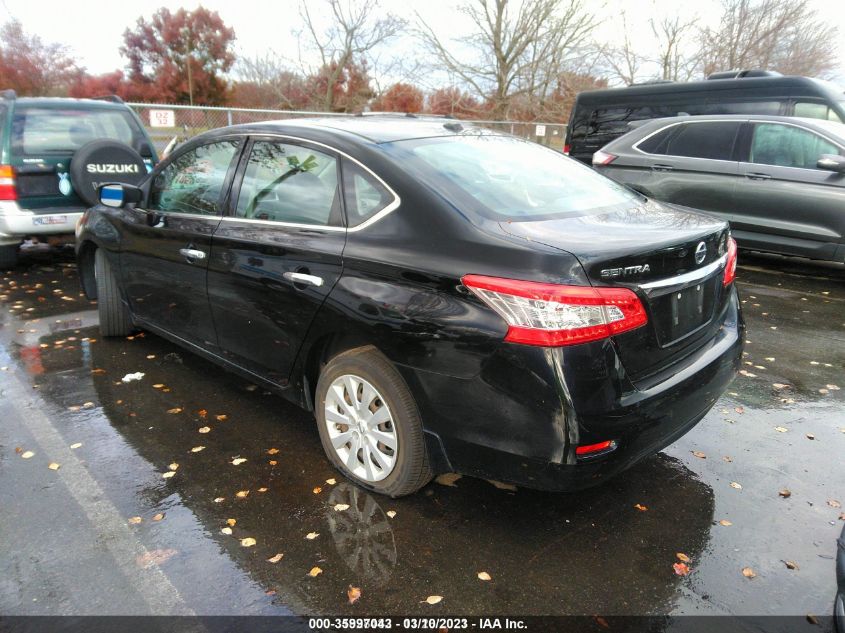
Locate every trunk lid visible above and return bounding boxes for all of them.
[12,155,85,210]
[500,199,731,384]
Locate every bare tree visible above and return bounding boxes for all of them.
[417,0,599,119]
[651,15,699,81]
[698,0,838,78]
[601,13,646,86]
[234,51,309,109]
[300,0,405,111]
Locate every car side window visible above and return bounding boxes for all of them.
[794,101,843,123]
[341,158,394,227]
[235,141,341,226]
[660,122,740,160]
[150,140,240,215]
[749,123,841,169]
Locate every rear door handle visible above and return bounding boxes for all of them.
[283,271,324,287]
[179,248,206,262]
[745,172,771,180]
[651,164,674,172]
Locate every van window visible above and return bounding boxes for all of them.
[749,123,841,169]
[642,122,740,160]
[794,101,843,123]
[705,101,781,115]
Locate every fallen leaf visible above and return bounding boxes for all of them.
[146,355,156,360]
[673,562,690,576]
[775,426,788,433]
[214,497,225,503]
[231,458,247,466]
[240,537,256,547]
[734,406,744,414]
[723,456,733,462]
[325,478,336,485]
[215,414,228,421]
[819,389,829,395]
[308,566,323,577]
[313,487,322,494]
[719,519,733,526]
[21,450,34,459]
[153,384,165,389]
[162,471,176,479]
[807,615,819,625]
[70,443,82,449]
[827,384,841,391]
[236,490,249,498]
[423,595,443,605]
[633,503,648,512]
[267,553,284,564]
[198,426,211,434]
[806,433,815,440]
[386,510,397,518]
[691,450,706,459]
[128,516,143,524]
[121,372,145,383]
[267,448,280,455]
[333,503,350,511]
[730,482,742,490]
[167,408,183,414]
[257,487,268,493]
[221,527,232,535]
[742,567,757,579]
[783,560,799,570]
[839,513,845,521]
[152,513,165,521]
[435,473,462,487]
[191,446,205,453]
[348,585,362,604]
[135,548,177,568]
[227,518,237,527]
[198,409,208,418]
[676,553,691,563]
[739,370,757,378]
[772,383,790,390]
[779,489,792,498]
[91,368,107,375]
[48,462,60,470]
[828,499,841,508]
[477,571,492,581]
[487,479,517,491]
[269,460,278,466]
[168,463,179,471]
[305,532,319,540]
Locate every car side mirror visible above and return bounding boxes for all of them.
[817,154,845,174]
[99,183,143,208]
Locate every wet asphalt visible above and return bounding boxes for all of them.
[0,248,842,623]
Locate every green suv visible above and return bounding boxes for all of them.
[0,91,157,267]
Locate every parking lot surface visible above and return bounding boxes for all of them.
[0,250,842,624]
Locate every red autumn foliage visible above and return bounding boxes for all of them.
[427,86,483,118]
[372,83,424,113]
[0,19,77,96]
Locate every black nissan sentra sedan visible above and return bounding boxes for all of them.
[75,116,744,497]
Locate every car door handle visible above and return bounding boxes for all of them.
[283,271,324,287]
[745,172,771,180]
[179,248,206,261]
[651,164,674,172]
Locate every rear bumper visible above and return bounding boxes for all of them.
[0,201,84,245]
[404,287,744,491]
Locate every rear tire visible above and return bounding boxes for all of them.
[0,244,19,269]
[315,346,432,497]
[94,249,132,337]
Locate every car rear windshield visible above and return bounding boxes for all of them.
[12,107,144,156]
[386,134,639,221]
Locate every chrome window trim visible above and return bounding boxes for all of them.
[631,119,745,163]
[638,254,727,294]
[220,132,401,233]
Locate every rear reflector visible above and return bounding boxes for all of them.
[723,236,737,286]
[0,165,16,201]
[592,150,617,166]
[462,275,648,347]
[576,440,617,456]
[563,144,571,155]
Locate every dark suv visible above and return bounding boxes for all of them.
[0,91,157,267]
[593,115,845,265]
[77,117,744,497]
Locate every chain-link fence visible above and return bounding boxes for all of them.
[127,103,567,153]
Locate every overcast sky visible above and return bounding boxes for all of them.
[2,0,844,86]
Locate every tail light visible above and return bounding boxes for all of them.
[0,165,16,201]
[462,275,648,347]
[576,440,617,457]
[592,151,617,166]
[563,144,571,155]
[723,237,737,286]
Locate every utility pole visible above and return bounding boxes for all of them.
[181,26,194,106]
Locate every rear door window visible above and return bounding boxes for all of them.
[749,123,842,169]
[12,107,144,156]
[656,122,740,160]
[150,140,240,215]
[235,140,341,226]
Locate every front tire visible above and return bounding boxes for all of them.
[94,249,132,337]
[315,346,432,497]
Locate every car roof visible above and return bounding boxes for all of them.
[203,115,493,144]
[9,96,131,111]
